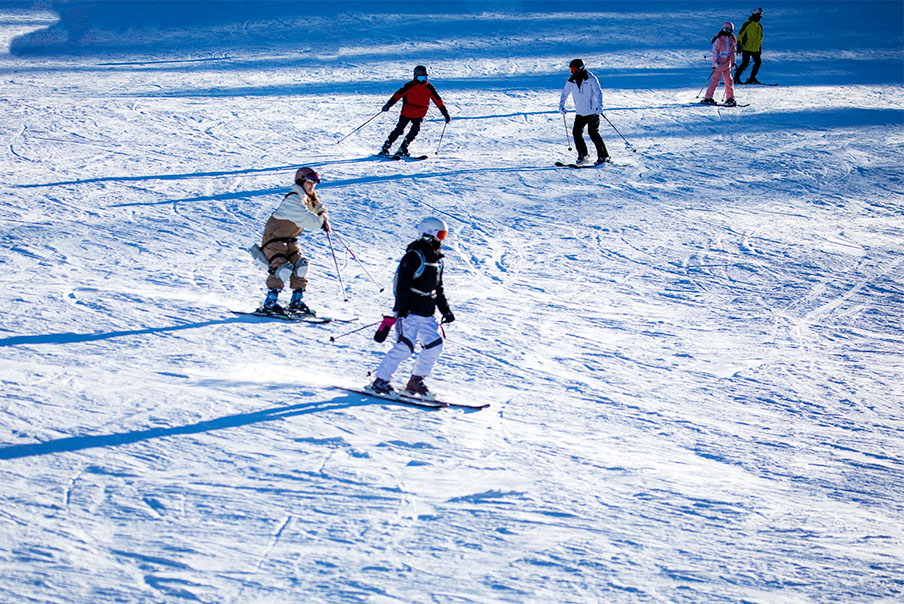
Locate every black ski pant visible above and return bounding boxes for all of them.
[384,116,423,151]
[734,50,761,82]
[573,114,608,160]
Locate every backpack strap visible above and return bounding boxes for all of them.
[409,250,442,296]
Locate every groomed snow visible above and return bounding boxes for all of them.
[1,1,902,602]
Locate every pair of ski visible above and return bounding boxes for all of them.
[698,102,751,108]
[375,153,428,162]
[555,158,612,169]
[335,385,489,410]
[232,310,357,324]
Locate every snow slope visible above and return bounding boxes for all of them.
[1,1,903,602]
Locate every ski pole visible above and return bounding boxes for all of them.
[329,320,380,343]
[331,230,385,292]
[562,113,572,151]
[325,230,348,302]
[696,69,714,98]
[600,113,637,154]
[335,111,382,145]
[435,121,448,155]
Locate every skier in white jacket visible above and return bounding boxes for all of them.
[258,167,331,316]
[559,58,609,165]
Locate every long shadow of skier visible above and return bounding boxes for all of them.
[0,315,277,347]
[0,394,439,461]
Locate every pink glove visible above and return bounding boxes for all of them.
[373,315,397,342]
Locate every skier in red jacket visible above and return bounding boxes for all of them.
[378,65,450,158]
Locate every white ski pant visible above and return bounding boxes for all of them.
[375,314,444,382]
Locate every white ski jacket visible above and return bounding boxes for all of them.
[270,183,325,232]
[559,70,603,116]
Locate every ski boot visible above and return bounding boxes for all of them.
[723,97,737,107]
[287,289,315,316]
[576,154,591,165]
[367,378,395,395]
[746,76,761,85]
[377,141,392,157]
[259,288,285,315]
[595,156,611,166]
[404,375,434,399]
[393,143,410,159]
[701,97,716,105]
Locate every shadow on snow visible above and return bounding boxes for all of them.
[0,395,442,461]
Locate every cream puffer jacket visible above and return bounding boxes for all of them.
[270,183,326,232]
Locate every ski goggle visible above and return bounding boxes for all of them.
[415,75,427,82]
[301,171,321,183]
[434,230,447,241]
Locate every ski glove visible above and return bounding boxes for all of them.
[442,311,455,324]
[381,102,391,112]
[441,110,451,123]
[320,214,331,232]
[396,309,409,318]
[374,315,397,342]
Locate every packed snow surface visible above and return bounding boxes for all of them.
[1,1,902,602]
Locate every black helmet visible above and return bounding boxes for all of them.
[413,65,428,79]
[569,58,584,70]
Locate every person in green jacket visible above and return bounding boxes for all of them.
[734,8,764,84]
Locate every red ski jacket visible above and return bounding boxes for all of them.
[386,80,448,119]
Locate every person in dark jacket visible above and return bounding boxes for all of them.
[378,65,450,158]
[369,217,455,397]
[735,8,764,84]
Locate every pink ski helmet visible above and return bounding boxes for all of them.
[722,21,734,32]
[294,167,321,185]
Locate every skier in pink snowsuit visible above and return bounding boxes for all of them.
[703,22,738,106]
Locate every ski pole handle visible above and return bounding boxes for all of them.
[329,320,381,343]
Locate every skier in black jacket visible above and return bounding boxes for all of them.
[369,217,455,397]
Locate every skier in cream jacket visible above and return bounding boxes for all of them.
[558,58,609,165]
[258,167,331,316]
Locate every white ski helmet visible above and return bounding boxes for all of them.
[295,167,321,184]
[416,216,448,241]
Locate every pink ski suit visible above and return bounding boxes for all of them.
[706,32,737,99]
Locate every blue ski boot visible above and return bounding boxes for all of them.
[259,288,285,315]
[287,289,315,316]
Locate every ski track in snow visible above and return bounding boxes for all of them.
[1,2,903,603]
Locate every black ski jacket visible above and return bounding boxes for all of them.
[393,238,450,318]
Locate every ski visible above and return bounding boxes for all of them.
[373,154,429,162]
[391,155,429,161]
[231,310,358,324]
[335,385,490,410]
[555,160,610,169]
[738,82,778,86]
[695,102,750,108]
